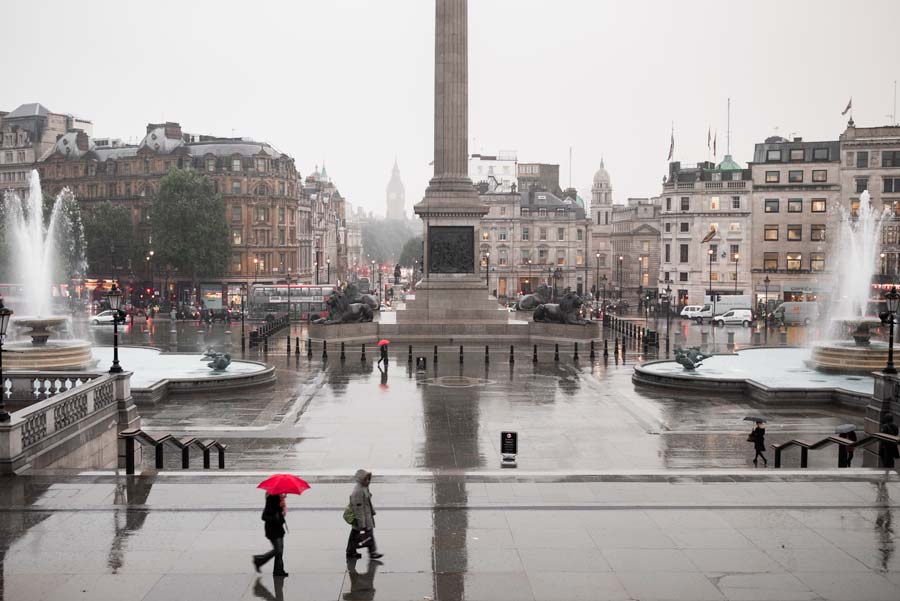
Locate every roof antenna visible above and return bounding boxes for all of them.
[568,146,573,188]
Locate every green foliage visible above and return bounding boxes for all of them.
[82,201,139,277]
[398,236,423,267]
[361,219,417,263]
[150,169,229,282]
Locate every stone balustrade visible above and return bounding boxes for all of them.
[0,371,138,473]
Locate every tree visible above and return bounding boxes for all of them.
[46,190,87,284]
[82,202,139,278]
[150,169,229,289]
[398,236,423,267]
[361,219,416,263]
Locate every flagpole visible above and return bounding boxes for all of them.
[727,98,731,156]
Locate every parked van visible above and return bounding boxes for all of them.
[680,305,704,319]
[713,309,755,327]
[770,301,819,325]
[694,298,754,323]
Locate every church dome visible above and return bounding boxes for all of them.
[592,159,610,187]
[53,131,93,158]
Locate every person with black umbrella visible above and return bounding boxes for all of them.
[748,420,767,467]
[835,424,858,467]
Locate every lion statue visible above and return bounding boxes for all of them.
[344,282,379,311]
[516,284,551,311]
[312,290,374,324]
[532,289,588,325]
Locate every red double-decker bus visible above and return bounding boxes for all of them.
[247,284,335,321]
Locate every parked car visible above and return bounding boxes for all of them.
[680,305,704,319]
[91,310,124,325]
[712,309,755,327]
[769,301,819,326]
[209,308,233,322]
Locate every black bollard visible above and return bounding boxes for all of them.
[509,345,515,363]
[573,342,579,361]
[603,339,609,357]
[554,343,559,362]
[322,340,328,359]
[287,337,291,355]
[485,345,490,363]
[408,345,413,363]
[295,337,300,354]
[590,340,595,360]
[614,338,619,355]
[533,344,538,363]
[459,345,464,364]
[361,343,366,361]
[263,337,268,353]
[340,342,346,361]
[434,344,438,363]
[307,338,312,357]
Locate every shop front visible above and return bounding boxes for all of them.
[199,284,224,309]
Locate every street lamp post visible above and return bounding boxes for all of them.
[0,297,12,421]
[665,282,672,353]
[107,283,124,374]
[708,248,715,322]
[617,256,624,301]
[733,253,740,293]
[763,275,771,344]
[883,286,900,374]
[147,250,155,300]
[601,275,607,309]
[527,258,532,294]
[638,258,644,311]
[253,257,260,285]
[240,283,247,351]
[370,260,376,298]
[594,251,600,304]
[485,252,491,293]
[285,271,292,347]
[326,258,331,285]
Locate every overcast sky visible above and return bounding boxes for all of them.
[4,0,899,215]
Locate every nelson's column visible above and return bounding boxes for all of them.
[402,0,506,324]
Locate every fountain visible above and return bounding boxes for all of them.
[810,190,894,372]
[1,170,94,370]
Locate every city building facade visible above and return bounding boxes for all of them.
[302,166,349,285]
[469,151,518,193]
[517,162,562,196]
[1,103,91,197]
[609,197,661,310]
[749,137,841,307]
[39,121,306,306]
[657,157,753,309]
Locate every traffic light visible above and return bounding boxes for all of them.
[716,294,722,302]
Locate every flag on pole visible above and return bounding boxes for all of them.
[841,98,852,116]
[713,130,717,158]
[701,229,717,244]
[667,126,674,161]
[707,128,711,151]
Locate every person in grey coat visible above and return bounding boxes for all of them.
[346,469,383,559]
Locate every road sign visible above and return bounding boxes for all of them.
[501,431,518,455]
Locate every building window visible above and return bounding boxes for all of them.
[812,148,830,161]
[856,178,869,194]
[278,229,286,245]
[499,250,508,266]
[788,170,803,183]
[764,199,780,213]
[787,225,802,241]
[789,149,804,161]
[231,205,241,222]
[812,170,827,182]
[811,199,826,212]
[576,229,583,241]
[856,151,869,168]
[764,225,779,241]
[232,253,242,273]
[256,158,267,172]
[884,177,900,193]
[729,222,740,232]
[766,149,782,161]
[522,227,529,241]
[786,253,802,270]
[729,244,739,261]
[557,227,565,241]
[539,228,547,241]
[521,249,530,263]
[765,171,780,183]
[664,244,670,262]
[538,249,548,264]
[811,253,825,272]
[679,244,689,263]
[788,199,803,213]
[679,272,688,282]
[883,151,900,167]
[731,196,740,209]
[206,158,215,172]
[709,244,718,262]
[666,197,672,211]
[642,241,650,252]
[499,229,507,241]
[680,197,690,211]
[499,206,507,215]
[811,224,826,241]
[764,252,779,271]
[232,229,242,245]
[710,196,719,210]
[664,222,671,233]
[679,222,689,233]
[232,158,242,172]
[231,181,241,194]
[600,254,607,267]
[256,207,269,222]
[278,207,285,224]
[710,272,719,282]
[557,250,566,265]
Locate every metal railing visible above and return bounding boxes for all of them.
[772,432,900,468]
[119,429,226,474]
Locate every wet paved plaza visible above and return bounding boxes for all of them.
[2,317,897,600]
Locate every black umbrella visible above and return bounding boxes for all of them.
[834,424,858,434]
[743,416,767,423]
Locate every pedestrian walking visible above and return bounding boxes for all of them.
[253,493,289,577]
[346,469,383,559]
[879,415,899,469]
[377,344,388,369]
[749,421,767,467]
[843,429,858,467]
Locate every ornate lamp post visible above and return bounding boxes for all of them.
[285,271,293,346]
[594,251,600,300]
[617,256,624,301]
[527,258,533,294]
[883,286,900,374]
[708,248,715,321]
[370,260,376,296]
[484,251,491,292]
[0,297,12,422]
[107,283,124,374]
[240,283,247,351]
[600,275,608,309]
[665,282,672,352]
[733,252,740,293]
[763,275,771,344]
[326,258,331,285]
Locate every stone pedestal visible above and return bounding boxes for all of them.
[863,372,900,466]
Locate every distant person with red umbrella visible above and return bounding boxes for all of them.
[253,474,310,577]
[377,339,390,370]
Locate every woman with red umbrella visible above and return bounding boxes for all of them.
[377,339,390,369]
[253,474,310,577]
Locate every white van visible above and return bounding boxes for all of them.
[680,305,704,319]
[713,309,755,327]
[770,302,819,325]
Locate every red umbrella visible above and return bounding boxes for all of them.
[257,474,311,496]
[378,339,390,346]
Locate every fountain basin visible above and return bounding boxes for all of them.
[11,316,70,346]
[810,340,898,374]
[2,339,95,370]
